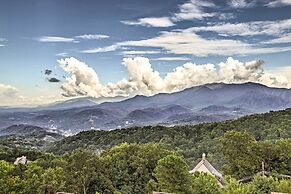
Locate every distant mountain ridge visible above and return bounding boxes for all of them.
[0,82,290,134]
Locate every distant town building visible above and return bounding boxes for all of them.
[189,153,224,187]
[14,156,29,165]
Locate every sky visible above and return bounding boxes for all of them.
[0,0,291,106]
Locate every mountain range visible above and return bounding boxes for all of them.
[0,82,290,135]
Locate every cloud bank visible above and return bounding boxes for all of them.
[58,57,291,98]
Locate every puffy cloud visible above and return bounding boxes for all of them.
[57,57,106,97]
[58,57,291,98]
[265,66,291,85]
[163,62,217,91]
[217,57,265,82]
[122,57,165,94]
[121,17,175,27]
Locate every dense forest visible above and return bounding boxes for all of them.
[48,108,291,168]
[0,109,290,193]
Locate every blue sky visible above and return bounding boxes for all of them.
[0,0,291,106]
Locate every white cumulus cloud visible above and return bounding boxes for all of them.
[58,57,291,98]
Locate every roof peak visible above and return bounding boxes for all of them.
[202,153,206,160]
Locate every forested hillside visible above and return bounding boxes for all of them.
[0,109,290,194]
[48,108,291,167]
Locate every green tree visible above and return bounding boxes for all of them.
[220,131,261,178]
[275,179,291,193]
[0,160,13,179]
[152,154,193,194]
[22,162,43,194]
[248,174,277,194]
[62,150,103,194]
[102,143,173,194]
[0,160,25,193]
[191,172,221,194]
[39,167,66,194]
[223,176,251,194]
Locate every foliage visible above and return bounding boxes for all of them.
[191,172,222,194]
[48,108,291,170]
[151,154,193,194]
[275,179,291,193]
[221,131,291,178]
[248,174,277,194]
[0,109,290,193]
[101,143,174,194]
[223,177,251,194]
